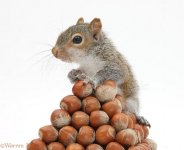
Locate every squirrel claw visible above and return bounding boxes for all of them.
[77,74,96,89]
[76,73,87,81]
[136,116,151,128]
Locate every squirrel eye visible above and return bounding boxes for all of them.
[72,36,82,44]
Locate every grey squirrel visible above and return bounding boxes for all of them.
[52,18,150,127]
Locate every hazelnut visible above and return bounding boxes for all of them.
[143,139,157,150]
[95,125,116,145]
[133,124,144,141]
[115,95,126,111]
[95,80,117,103]
[116,129,138,146]
[86,144,104,150]
[58,126,78,146]
[127,116,134,129]
[66,143,84,150]
[141,126,149,139]
[139,142,150,148]
[77,126,95,146]
[111,113,129,132]
[39,125,58,143]
[60,95,82,114]
[106,142,125,150]
[47,142,65,150]
[128,146,140,150]
[90,110,109,128]
[82,96,101,114]
[72,111,89,129]
[72,80,93,98]
[102,98,122,118]
[136,143,150,150]
[50,109,71,128]
[127,113,137,124]
[27,139,47,150]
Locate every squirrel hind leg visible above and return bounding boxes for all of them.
[136,116,151,127]
[126,96,151,127]
[125,96,139,115]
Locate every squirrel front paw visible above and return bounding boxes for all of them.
[67,69,82,83]
[76,73,94,85]
[68,69,95,87]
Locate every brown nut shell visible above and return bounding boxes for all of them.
[95,125,116,145]
[66,143,85,150]
[141,126,149,139]
[102,98,122,118]
[47,142,65,150]
[50,109,71,128]
[116,129,139,146]
[39,125,58,143]
[90,110,109,128]
[106,142,125,150]
[127,113,137,124]
[104,80,117,87]
[128,146,142,150]
[27,139,47,150]
[72,80,93,98]
[115,95,126,111]
[143,139,157,150]
[139,142,150,148]
[60,95,82,114]
[133,124,144,141]
[136,143,150,150]
[77,126,95,146]
[127,116,134,129]
[82,96,101,114]
[86,144,104,150]
[58,126,78,146]
[95,80,117,103]
[111,113,129,132]
[72,111,89,129]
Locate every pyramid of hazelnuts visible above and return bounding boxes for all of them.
[27,80,157,150]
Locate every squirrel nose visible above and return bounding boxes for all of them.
[52,47,59,58]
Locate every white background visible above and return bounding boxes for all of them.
[0,0,184,149]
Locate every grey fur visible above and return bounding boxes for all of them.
[52,19,150,126]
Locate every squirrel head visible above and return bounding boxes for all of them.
[52,17,102,62]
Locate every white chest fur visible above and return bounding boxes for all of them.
[68,48,105,79]
[78,55,105,78]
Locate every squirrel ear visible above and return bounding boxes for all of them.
[89,18,102,40]
[76,17,84,25]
